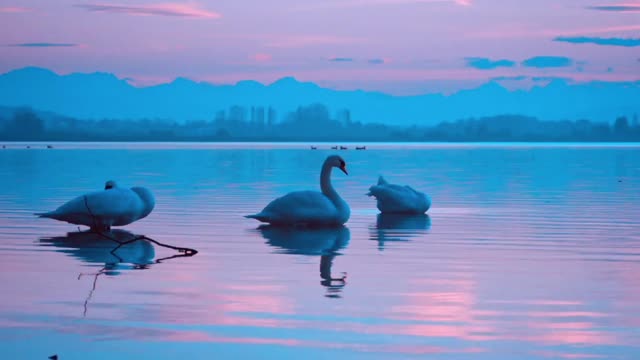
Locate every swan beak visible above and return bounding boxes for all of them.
[340,165,348,175]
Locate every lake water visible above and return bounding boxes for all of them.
[1,142,639,359]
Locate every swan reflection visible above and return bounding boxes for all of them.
[39,229,197,316]
[370,213,431,251]
[40,230,156,274]
[257,226,350,298]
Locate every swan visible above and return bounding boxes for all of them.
[367,176,431,214]
[35,180,155,231]
[246,155,350,226]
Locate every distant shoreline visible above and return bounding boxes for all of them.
[2,106,639,143]
[2,141,639,149]
[2,139,640,143]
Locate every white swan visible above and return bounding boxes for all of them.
[367,176,431,214]
[35,180,155,231]
[246,155,350,226]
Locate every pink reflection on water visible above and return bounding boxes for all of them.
[220,293,295,315]
[164,330,486,355]
[527,311,609,319]
[167,331,300,346]
[534,350,607,359]
[382,273,622,347]
[526,321,617,346]
[387,278,500,340]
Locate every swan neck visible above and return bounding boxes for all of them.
[320,163,339,200]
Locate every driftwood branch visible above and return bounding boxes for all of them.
[105,233,198,257]
[76,233,198,317]
[74,197,199,317]
[78,267,107,317]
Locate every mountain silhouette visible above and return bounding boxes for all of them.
[0,67,638,124]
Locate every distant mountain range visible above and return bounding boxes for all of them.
[0,67,638,125]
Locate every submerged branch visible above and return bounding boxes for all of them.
[78,267,107,317]
[105,234,198,257]
[74,201,199,317]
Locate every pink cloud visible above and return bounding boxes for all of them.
[204,33,366,48]
[0,6,30,13]
[292,0,472,11]
[264,35,366,48]
[534,350,608,359]
[75,2,221,19]
[250,53,272,62]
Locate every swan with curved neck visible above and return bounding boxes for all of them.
[36,180,156,231]
[246,155,350,226]
[367,176,431,214]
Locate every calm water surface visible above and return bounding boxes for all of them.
[1,142,639,359]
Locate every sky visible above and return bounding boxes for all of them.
[0,0,639,95]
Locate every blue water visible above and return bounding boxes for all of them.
[1,142,639,359]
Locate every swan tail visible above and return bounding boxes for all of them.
[245,213,269,222]
[36,211,72,222]
[377,176,388,185]
[35,211,55,219]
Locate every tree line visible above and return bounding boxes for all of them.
[0,104,639,142]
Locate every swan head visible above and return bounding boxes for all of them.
[104,180,118,190]
[325,155,348,175]
[131,187,156,219]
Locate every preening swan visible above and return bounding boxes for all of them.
[367,176,431,214]
[35,180,155,231]
[246,155,350,226]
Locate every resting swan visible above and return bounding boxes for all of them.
[246,155,350,226]
[35,180,155,231]
[367,176,431,214]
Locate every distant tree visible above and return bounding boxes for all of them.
[215,128,231,140]
[5,108,44,140]
[614,116,629,134]
[267,107,277,128]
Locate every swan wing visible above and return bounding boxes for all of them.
[39,188,143,227]
[248,191,340,225]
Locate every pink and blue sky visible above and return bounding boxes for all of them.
[0,0,639,94]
